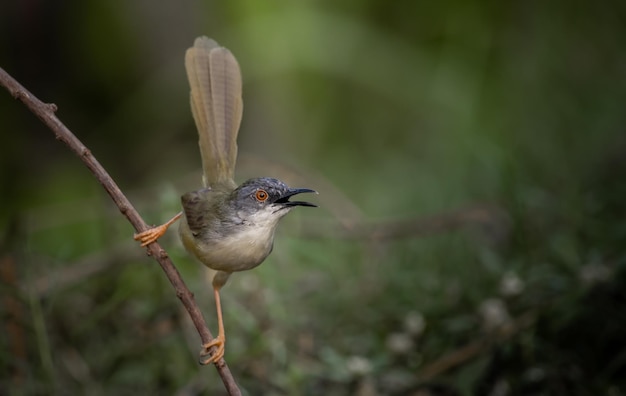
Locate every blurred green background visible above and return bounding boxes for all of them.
[2,1,626,395]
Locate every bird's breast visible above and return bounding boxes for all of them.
[179,217,276,272]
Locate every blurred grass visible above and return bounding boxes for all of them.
[2,1,626,395]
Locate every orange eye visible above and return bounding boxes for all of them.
[255,189,269,202]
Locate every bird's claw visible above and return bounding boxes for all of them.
[134,212,182,247]
[133,225,167,247]
[199,335,225,365]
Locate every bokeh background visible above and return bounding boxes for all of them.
[2,1,626,395]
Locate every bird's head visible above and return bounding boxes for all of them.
[228,177,317,225]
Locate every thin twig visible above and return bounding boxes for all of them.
[0,66,241,395]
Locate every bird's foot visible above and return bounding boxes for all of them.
[199,335,225,365]
[133,212,182,246]
[133,224,169,246]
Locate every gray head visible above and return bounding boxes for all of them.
[228,177,317,222]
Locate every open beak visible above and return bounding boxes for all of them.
[275,188,318,208]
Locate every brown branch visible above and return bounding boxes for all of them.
[0,66,241,395]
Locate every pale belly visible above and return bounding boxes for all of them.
[179,219,275,272]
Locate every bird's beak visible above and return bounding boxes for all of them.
[275,188,318,208]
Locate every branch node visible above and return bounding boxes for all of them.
[81,147,91,157]
[176,289,190,300]
[14,89,29,101]
[158,250,169,260]
[46,103,58,112]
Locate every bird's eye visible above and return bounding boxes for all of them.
[255,189,269,202]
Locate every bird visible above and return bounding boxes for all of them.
[134,36,317,365]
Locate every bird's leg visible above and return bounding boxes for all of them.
[200,286,226,365]
[134,212,183,246]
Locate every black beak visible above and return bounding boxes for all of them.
[275,188,318,208]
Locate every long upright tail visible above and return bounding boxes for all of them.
[185,37,243,187]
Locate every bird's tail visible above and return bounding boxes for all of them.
[185,36,243,187]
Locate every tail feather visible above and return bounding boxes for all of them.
[185,37,243,187]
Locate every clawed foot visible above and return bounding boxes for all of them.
[134,225,168,246]
[133,212,182,246]
[199,335,225,365]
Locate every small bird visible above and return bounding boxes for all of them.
[134,37,316,364]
